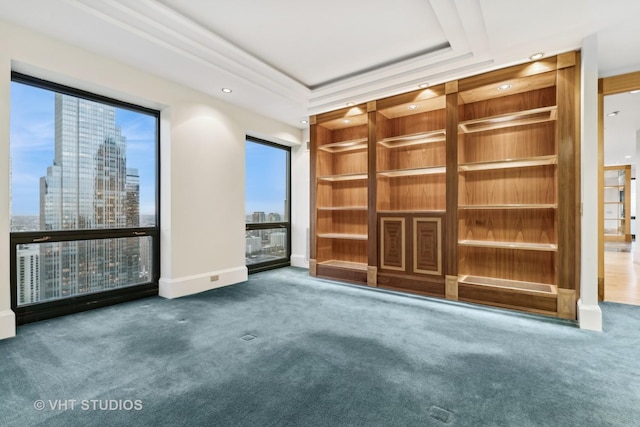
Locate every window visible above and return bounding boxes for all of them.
[10,73,160,323]
[245,137,291,272]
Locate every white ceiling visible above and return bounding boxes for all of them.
[1,0,640,139]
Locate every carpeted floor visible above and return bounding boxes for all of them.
[1,267,639,426]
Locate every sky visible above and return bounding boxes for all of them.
[245,140,288,217]
[10,81,288,220]
[9,81,158,216]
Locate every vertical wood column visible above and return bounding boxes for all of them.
[556,52,580,318]
[445,81,459,300]
[309,115,318,276]
[597,82,605,300]
[367,102,378,286]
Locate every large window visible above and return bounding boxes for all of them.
[10,73,159,323]
[245,137,291,272]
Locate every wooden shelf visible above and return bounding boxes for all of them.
[458,155,557,172]
[378,130,446,148]
[317,173,368,182]
[317,206,368,211]
[318,138,368,153]
[378,166,446,178]
[317,233,368,240]
[458,239,557,252]
[459,204,557,210]
[377,210,446,214]
[318,260,368,271]
[458,275,557,295]
[458,106,557,133]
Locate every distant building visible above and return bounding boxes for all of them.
[267,212,282,222]
[270,231,286,248]
[35,94,142,304]
[252,211,266,223]
[246,236,262,255]
[16,244,40,304]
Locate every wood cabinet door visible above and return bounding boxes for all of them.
[412,217,442,276]
[380,216,406,272]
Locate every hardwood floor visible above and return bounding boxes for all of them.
[604,242,640,305]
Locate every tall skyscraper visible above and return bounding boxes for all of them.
[34,94,142,303]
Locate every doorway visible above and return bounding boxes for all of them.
[600,72,640,305]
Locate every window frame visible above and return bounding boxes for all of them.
[245,136,292,273]
[9,72,161,324]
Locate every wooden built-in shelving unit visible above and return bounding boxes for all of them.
[603,165,631,242]
[310,52,580,319]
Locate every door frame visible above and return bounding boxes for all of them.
[598,71,640,300]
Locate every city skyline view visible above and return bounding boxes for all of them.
[12,82,156,305]
[245,140,288,218]
[10,81,157,219]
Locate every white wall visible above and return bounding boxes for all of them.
[291,128,310,268]
[579,34,602,331]
[0,20,304,338]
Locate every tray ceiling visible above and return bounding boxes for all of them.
[0,0,640,130]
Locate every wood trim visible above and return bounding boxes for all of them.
[458,57,557,93]
[380,217,406,271]
[445,80,458,94]
[315,103,368,123]
[557,51,577,69]
[309,259,317,277]
[601,71,640,95]
[445,275,458,300]
[376,84,446,110]
[367,266,377,287]
[598,72,640,301]
[557,288,577,320]
[310,123,318,261]
[598,276,604,301]
[367,101,377,112]
[556,62,579,290]
[598,82,605,300]
[445,91,458,276]
[412,217,442,275]
[309,115,317,125]
[574,51,582,299]
[368,111,377,267]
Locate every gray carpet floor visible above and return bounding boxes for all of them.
[1,267,639,426]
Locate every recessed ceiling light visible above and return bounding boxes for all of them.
[630,90,640,94]
[607,111,620,117]
[300,120,308,125]
[408,104,419,110]
[418,83,429,89]
[221,88,232,93]
[529,52,544,61]
[497,84,512,91]
[342,119,350,124]
[625,155,632,159]
[346,102,355,107]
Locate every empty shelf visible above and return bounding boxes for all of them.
[318,260,368,271]
[317,173,368,182]
[378,130,446,148]
[458,239,557,251]
[378,166,446,177]
[318,138,368,153]
[458,275,557,295]
[317,233,368,240]
[459,106,557,133]
[458,155,557,172]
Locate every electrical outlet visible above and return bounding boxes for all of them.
[210,275,219,282]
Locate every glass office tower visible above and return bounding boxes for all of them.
[35,94,142,303]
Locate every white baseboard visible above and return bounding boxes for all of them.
[578,299,603,331]
[159,266,248,299]
[290,254,309,269]
[0,310,16,340]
